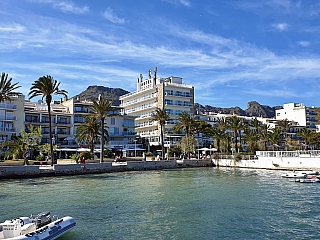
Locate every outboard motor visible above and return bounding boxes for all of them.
[35,212,51,228]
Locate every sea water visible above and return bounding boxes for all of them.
[1,167,320,239]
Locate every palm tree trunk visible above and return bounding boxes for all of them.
[48,103,55,166]
[100,118,105,163]
[234,130,238,153]
[160,124,164,160]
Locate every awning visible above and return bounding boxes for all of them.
[197,147,217,151]
[57,148,77,152]
[122,148,146,151]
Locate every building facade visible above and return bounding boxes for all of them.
[275,103,317,130]
[119,70,194,151]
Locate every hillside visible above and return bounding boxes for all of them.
[195,101,280,118]
[72,85,129,106]
[73,86,279,117]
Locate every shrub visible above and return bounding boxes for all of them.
[145,152,153,156]
[79,151,93,160]
[36,155,44,161]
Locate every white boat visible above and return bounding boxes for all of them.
[281,170,318,178]
[296,177,320,183]
[0,212,76,240]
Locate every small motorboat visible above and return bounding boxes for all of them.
[281,170,319,179]
[0,212,76,240]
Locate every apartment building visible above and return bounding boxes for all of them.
[61,97,138,151]
[25,99,74,147]
[119,69,194,151]
[275,103,317,130]
[0,95,25,143]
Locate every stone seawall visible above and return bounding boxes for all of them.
[214,157,320,170]
[0,159,213,179]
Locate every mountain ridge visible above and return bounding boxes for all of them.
[73,86,279,118]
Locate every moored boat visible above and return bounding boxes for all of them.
[295,177,320,183]
[0,212,76,240]
[281,170,319,178]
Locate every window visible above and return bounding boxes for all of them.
[111,118,115,125]
[110,127,120,135]
[123,119,134,126]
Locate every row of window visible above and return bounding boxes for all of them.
[165,99,191,107]
[122,93,156,106]
[164,90,191,97]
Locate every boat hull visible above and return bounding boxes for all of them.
[2,216,76,240]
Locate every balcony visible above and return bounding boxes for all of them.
[0,103,17,110]
[25,119,40,123]
[0,127,15,132]
[0,115,17,121]
[56,120,71,124]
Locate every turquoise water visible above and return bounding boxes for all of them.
[1,167,320,239]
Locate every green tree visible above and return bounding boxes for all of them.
[0,72,21,102]
[277,118,292,139]
[89,96,113,163]
[75,115,109,155]
[38,143,58,159]
[172,111,195,137]
[296,127,313,150]
[29,75,68,165]
[75,115,100,154]
[249,117,262,149]
[243,128,256,153]
[216,117,228,131]
[227,116,243,153]
[260,124,272,151]
[151,108,170,160]
[177,136,198,156]
[269,127,283,151]
[3,125,42,165]
[210,127,225,152]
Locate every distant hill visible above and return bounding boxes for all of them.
[72,85,129,106]
[195,101,280,118]
[73,86,280,117]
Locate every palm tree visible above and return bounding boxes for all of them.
[269,127,283,151]
[75,115,101,154]
[89,96,113,163]
[216,117,228,131]
[0,72,21,102]
[172,111,195,137]
[29,75,68,165]
[260,124,272,151]
[277,118,292,139]
[210,127,225,152]
[227,116,243,153]
[250,117,262,149]
[243,128,256,153]
[151,108,169,160]
[296,127,313,150]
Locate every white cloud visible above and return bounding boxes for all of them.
[180,0,191,7]
[272,23,289,31]
[0,24,25,32]
[162,0,191,8]
[32,0,89,14]
[103,8,125,24]
[53,1,89,14]
[297,41,310,47]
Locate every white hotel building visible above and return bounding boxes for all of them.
[119,70,194,151]
[275,103,317,130]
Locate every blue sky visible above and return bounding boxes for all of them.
[1,0,320,109]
